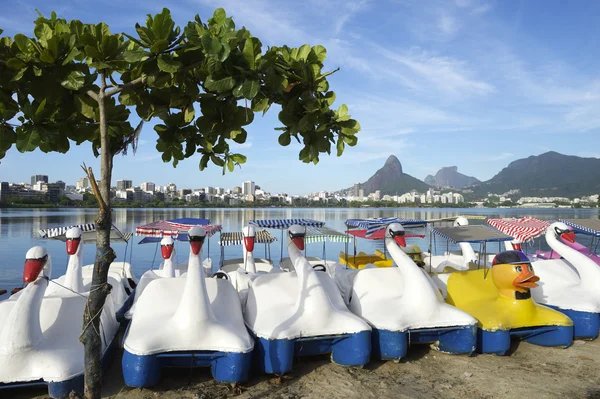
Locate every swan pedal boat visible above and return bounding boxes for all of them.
[0,236,124,398]
[331,223,477,360]
[428,224,574,354]
[536,219,600,267]
[123,222,221,321]
[244,221,371,375]
[122,226,253,386]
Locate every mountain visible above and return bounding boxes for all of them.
[424,166,481,189]
[472,151,600,197]
[353,155,430,196]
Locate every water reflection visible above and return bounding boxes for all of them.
[0,207,598,291]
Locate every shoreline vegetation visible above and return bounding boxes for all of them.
[1,195,597,209]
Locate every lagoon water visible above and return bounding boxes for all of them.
[0,207,598,292]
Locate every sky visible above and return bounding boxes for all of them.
[1,0,600,195]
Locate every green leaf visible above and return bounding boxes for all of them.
[337,104,348,118]
[230,154,247,164]
[227,157,234,172]
[35,99,47,117]
[278,132,291,146]
[157,54,182,73]
[201,33,222,55]
[61,70,85,90]
[150,39,169,54]
[241,79,260,99]
[13,34,31,53]
[297,44,310,61]
[324,91,336,106]
[184,104,195,123]
[151,8,174,40]
[211,154,225,166]
[204,76,235,92]
[336,138,345,156]
[213,8,226,23]
[35,23,53,46]
[343,134,358,146]
[16,126,41,152]
[252,97,269,113]
[123,49,148,62]
[242,38,255,69]
[75,95,96,119]
[0,125,15,156]
[311,45,327,63]
[6,58,26,70]
[199,154,210,170]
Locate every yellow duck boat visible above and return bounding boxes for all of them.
[444,249,574,354]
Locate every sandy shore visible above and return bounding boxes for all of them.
[12,334,600,399]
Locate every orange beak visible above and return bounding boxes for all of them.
[513,266,540,291]
[292,237,305,251]
[560,231,577,243]
[161,244,174,259]
[66,238,80,255]
[394,236,406,247]
[24,258,46,283]
[244,236,255,252]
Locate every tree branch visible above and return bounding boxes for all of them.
[81,163,107,213]
[86,89,99,102]
[105,76,145,97]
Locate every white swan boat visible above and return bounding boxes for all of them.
[217,226,279,305]
[244,221,371,375]
[331,223,477,360]
[0,244,121,398]
[38,223,137,317]
[486,217,600,339]
[122,226,253,386]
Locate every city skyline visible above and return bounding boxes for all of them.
[1,1,600,194]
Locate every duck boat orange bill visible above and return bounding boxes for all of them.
[429,224,575,354]
[486,218,600,340]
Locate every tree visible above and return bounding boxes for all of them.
[0,8,360,398]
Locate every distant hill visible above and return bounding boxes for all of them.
[471,151,600,197]
[351,155,430,196]
[425,166,480,189]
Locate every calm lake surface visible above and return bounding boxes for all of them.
[1,207,598,291]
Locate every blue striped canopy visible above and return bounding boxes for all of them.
[346,217,427,237]
[249,219,324,229]
[559,219,600,237]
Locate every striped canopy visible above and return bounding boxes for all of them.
[346,229,425,240]
[487,217,550,242]
[305,226,351,243]
[426,215,486,223]
[431,225,514,243]
[249,219,324,229]
[345,217,427,237]
[38,223,132,243]
[559,219,600,237]
[218,230,277,246]
[136,218,221,242]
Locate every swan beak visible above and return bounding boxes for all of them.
[244,236,255,252]
[66,238,80,255]
[513,267,540,290]
[190,240,204,255]
[394,236,406,247]
[561,231,577,243]
[24,258,46,283]
[292,237,305,251]
[161,244,174,260]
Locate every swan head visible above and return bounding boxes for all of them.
[160,236,175,259]
[65,226,83,255]
[386,223,406,247]
[453,216,469,227]
[24,246,51,283]
[188,226,206,255]
[491,250,539,297]
[551,222,576,243]
[288,224,305,251]
[243,225,256,252]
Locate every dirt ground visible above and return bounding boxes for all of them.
[12,335,600,399]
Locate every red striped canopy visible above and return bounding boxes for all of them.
[486,217,550,243]
[136,218,221,238]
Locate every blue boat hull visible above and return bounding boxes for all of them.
[254,331,371,375]
[122,349,252,386]
[477,325,574,355]
[545,305,599,340]
[371,325,476,360]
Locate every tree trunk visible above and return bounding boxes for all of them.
[81,81,115,399]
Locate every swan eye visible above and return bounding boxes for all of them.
[515,266,522,272]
